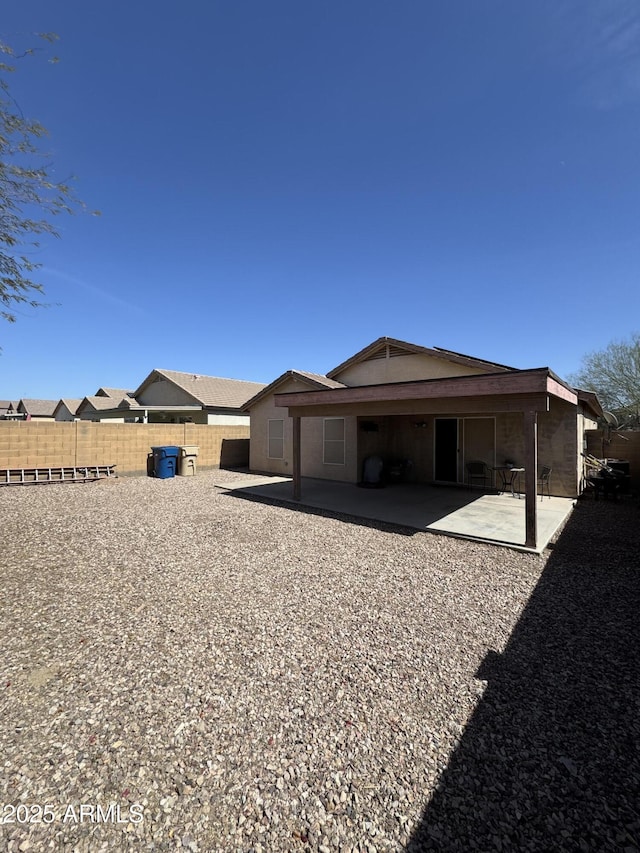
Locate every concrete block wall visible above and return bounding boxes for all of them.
[0,422,250,476]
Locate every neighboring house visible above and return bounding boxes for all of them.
[94,387,135,399]
[0,401,16,419]
[243,337,603,548]
[53,399,83,421]
[16,399,58,420]
[76,395,140,423]
[131,369,266,424]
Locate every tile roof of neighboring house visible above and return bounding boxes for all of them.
[0,400,14,410]
[242,370,346,410]
[134,369,266,409]
[55,399,83,416]
[77,395,135,413]
[326,336,516,379]
[95,387,135,398]
[17,398,59,417]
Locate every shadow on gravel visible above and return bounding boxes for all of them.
[224,489,418,536]
[407,497,640,852]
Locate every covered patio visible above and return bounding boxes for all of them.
[216,474,575,552]
[273,368,589,550]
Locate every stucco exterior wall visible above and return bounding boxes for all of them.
[207,414,250,425]
[334,352,489,386]
[137,378,197,406]
[249,378,358,482]
[54,405,77,422]
[356,415,435,483]
[537,398,579,497]
[353,407,581,496]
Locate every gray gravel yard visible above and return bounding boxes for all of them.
[1,471,638,852]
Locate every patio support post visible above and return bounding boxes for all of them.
[292,415,301,501]
[523,409,538,549]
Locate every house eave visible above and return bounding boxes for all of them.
[326,336,516,380]
[275,368,577,414]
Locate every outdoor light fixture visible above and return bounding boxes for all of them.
[413,421,428,429]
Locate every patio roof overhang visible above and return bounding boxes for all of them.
[273,368,579,551]
[274,367,576,416]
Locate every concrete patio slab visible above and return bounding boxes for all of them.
[214,474,575,552]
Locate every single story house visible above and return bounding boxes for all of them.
[15,399,58,421]
[76,395,143,422]
[0,401,16,419]
[53,399,83,421]
[94,387,135,399]
[243,337,603,549]
[130,369,266,424]
[73,370,265,423]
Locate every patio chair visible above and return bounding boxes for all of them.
[466,461,491,490]
[538,466,552,500]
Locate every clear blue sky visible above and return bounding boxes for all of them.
[2,0,639,400]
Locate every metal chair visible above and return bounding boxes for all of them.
[466,461,491,490]
[538,466,552,500]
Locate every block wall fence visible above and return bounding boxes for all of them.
[0,422,250,476]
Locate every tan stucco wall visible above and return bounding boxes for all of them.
[334,352,489,386]
[576,408,597,491]
[54,406,77,422]
[494,401,579,497]
[137,378,197,406]
[537,398,580,497]
[0,422,249,476]
[207,414,250,425]
[354,406,581,496]
[356,415,435,483]
[249,378,358,482]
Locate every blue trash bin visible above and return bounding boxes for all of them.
[151,446,180,479]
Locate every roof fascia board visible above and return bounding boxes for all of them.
[276,369,552,408]
[546,375,578,405]
[286,394,550,418]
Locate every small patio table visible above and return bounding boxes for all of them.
[493,466,525,497]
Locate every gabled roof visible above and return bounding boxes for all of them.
[327,337,515,379]
[17,398,58,417]
[242,370,345,411]
[95,387,135,398]
[76,395,134,414]
[53,399,83,417]
[134,369,266,409]
[275,366,580,413]
[574,388,604,420]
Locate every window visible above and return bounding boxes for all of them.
[323,417,345,465]
[268,419,284,459]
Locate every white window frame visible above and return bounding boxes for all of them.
[267,418,284,459]
[323,417,345,465]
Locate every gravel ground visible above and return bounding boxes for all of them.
[0,471,638,852]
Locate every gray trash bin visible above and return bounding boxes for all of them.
[178,445,199,476]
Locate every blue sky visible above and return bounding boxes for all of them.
[2,0,639,400]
